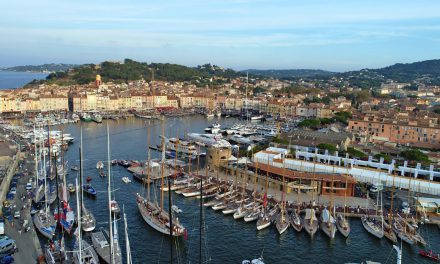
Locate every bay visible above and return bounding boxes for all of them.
[0,71,48,89]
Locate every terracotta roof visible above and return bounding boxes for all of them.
[252,162,356,183]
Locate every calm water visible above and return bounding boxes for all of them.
[53,116,439,264]
[0,71,48,89]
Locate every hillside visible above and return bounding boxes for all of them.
[375,59,440,83]
[340,59,440,85]
[41,59,243,85]
[245,69,334,79]
[1,63,77,73]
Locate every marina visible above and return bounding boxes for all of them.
[0,115,439,263]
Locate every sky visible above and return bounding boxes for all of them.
[1,0,440,71]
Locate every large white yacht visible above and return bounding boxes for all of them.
[187,133,231,148]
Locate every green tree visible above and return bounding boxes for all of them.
[298,119,321,129]
[374,153,392,163]
[317,143,337,153]
[400,149,430,163]
[346,147,367,158]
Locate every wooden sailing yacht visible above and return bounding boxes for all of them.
[256,158,271,230]
[336,172,350,238]
[361,190,384,239]
[320,174,337,239]
[302,153,319,238]
[136,117,186,236]
[392,175,426,246]
[290,159,303,233]
[275,158,289,235]
[383,172,397,243]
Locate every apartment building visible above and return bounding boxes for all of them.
[348,115,440,149]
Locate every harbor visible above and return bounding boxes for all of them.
[0,115,438,263]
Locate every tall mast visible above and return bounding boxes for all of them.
[200,163,205,264]
[147,121,151,201]
[106,124,114,264]
[160,117,165,210]
[80,128,84,217]
[123,206,132,264]
[281,157,286,222]
[168,170,173,263]
[75,177,82,263]
[44,121,52,216]
[54,151,61,235]
[33,125,38,179]
[150,68,155,109]
[390,172,395,223]
[246,72,249,123]
[44,124,49,216]
[343,170,348,220]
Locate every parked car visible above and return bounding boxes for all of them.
[0,220,4,236]
[6,193,13,201]
[369,184,383,193]
[0,239,17,257]
[8,188,16,195]
[13,211,20,219]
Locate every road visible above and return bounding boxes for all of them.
[3,151,43,263]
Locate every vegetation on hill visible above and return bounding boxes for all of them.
[245,69,334,79]
[1,63,76,72]
[14,58,440,87]
[376,59,440,83]
[40,59,243,85]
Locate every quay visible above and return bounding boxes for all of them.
[0,133,42,263]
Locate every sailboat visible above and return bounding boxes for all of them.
[92,125,122,263]
[33,127,56,240]
[136,118,186,236]
[392,177,425,245]
[302,208,319,238]
[275,160,289,235]
[361,191,384,239]
[320,207,337,239]
[257,161,271,231]
[79,128,96,232]
[33,208,56,239]
[44,237,71,264]
[290,173,303,232]
[33,136,46,203]
[384,173,397,243]
[73,178,100,264]
[54,143,76,235]
[290,209,303,233]
[336,173,350,237]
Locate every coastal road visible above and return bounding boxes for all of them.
[4,153,42,263]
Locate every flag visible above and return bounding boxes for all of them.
[184,229,188,240]
[263,193,267,208]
